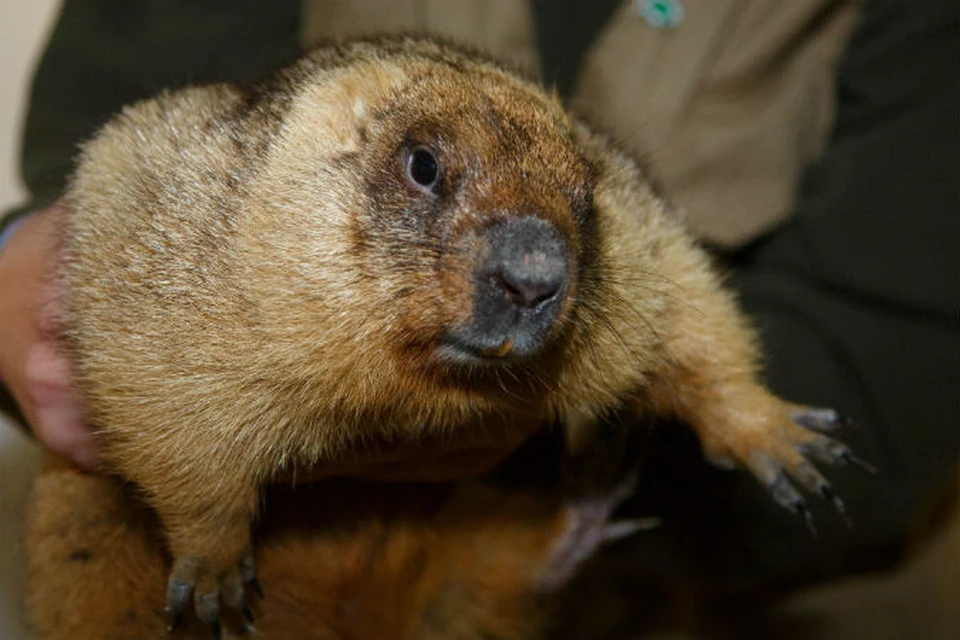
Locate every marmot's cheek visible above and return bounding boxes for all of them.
[384,250,472,355]
[437,216,570,365]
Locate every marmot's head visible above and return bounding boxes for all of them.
[238,39,637,418]
[356,66,594,366]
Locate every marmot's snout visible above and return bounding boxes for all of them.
[484,217,568,311]
[440,215,570,364]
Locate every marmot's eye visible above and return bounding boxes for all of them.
[407,146,440,191]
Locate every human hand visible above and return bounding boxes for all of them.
[0,203,95,467]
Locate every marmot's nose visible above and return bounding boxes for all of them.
[468,216,569,357]
[439,216,571,364]
[491,228,567,311]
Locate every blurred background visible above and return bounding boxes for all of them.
[0,2,58,211]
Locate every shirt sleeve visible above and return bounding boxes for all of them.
[10,0,302,215]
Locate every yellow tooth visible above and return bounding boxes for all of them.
[482,339,513,358]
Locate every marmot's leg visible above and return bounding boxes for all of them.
[151,474,260,635]
[641,239,868,528]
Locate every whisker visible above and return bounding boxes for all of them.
[588,273,705,320]
[576,298,651,367]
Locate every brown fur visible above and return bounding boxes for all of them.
[26,455,574,640]
[48,36,845,633]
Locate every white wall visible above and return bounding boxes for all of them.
[0,1,60,211]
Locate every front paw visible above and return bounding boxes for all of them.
[166,549,260,637]
[699,400,873,533]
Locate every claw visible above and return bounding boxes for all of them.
[195,590,221,633]
[166,608,185,634]
[767,470,804,510]
[605,470,639,508]
[240,603,256,634]
[240,553,264,599]
[820,483,852,526]
[793,500,818,538]
[765,467,819,537]
[789,460,849,521]
[601,517,661,543]
[165,575,193,632]
[839,450,878,474]
[800,434,860,467]
[790,460,829,493]
[247,576,264,599]
[793,408,852,432]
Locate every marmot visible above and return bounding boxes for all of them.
[54,37,857,632]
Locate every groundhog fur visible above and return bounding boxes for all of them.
[26,432,649,640]
[35,36,856,635]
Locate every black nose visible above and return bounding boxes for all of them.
[488,216,567,312]
[448,216,570,359]
[495,267,563,309]
[492,243,566,311]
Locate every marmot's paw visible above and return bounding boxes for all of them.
[703,402,873,534]
[538,472,658,591]
[166,550,260,637]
